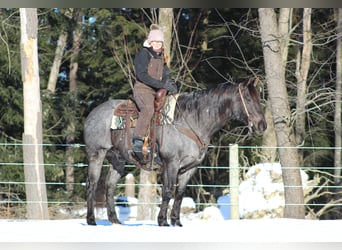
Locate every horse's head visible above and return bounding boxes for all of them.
[238,78,267,135]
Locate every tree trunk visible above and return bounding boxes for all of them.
[258,8,305,219]
[334,9,342,196]
[137,169,158,220]
[20,8,49,219]
[259,9,292,163]
[201,10,210,52]
[295,8,312,165]
[46,32,67,93]
[260,100,278,162]
[66,8,82,198]
[158,8,173,67]
[278,8,291,66]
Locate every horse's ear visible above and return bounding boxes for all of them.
[245,78,259,87]
[242,78,251,88]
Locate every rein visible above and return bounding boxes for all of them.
[238,83,250,118]
[239,84,253,132]
[170,83,253,150]
[174,124,208,149]
[169,95,208,150]
[238,83,253,130]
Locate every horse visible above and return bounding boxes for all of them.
[84,78,267,227]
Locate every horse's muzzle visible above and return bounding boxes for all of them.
[249,119,267,135]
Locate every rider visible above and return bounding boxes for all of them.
[132,24,178,161]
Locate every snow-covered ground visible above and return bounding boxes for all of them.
[86,162,316,222]
[0,217,341,243]
[1,162,341,248]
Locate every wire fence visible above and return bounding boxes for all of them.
[1,142,342,219]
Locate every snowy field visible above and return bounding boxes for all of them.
[2,162,342,250]
[0,217,342,243]
[1,218,342,250]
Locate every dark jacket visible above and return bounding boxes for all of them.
[134,47,171,90]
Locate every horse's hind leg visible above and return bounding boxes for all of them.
[105,163,124,224]
[86,148,107,225]
[170,168,197,227]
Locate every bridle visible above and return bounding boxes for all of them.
[238,83,254,132]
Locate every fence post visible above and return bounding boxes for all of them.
[229,143,239,219]
[125,173,135,198]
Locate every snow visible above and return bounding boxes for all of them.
[1,162,341,245]
[238,162,312,218]
[0,218,342,243]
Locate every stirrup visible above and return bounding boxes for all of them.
[131,150,145,162]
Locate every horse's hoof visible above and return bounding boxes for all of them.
[109,219,122,225]
[171,220,183,227]
[158,221,170,227]
[87,219,97,226]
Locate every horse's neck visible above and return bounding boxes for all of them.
[176,91,235,143]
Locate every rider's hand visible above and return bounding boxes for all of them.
[164,80,178,95]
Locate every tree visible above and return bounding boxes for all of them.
[295,8,312,165]
[334,8,342,202]
[46,32,67,93]
[258,8,305,219]
[20,8,49,219]
[65,8,83,199]
[158,8,173,67]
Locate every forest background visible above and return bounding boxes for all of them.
[0,8,341,220]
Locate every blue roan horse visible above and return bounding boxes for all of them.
[84,78,267,226]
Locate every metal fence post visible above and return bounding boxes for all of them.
[229,143,239,219]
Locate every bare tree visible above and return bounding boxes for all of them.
[295,8,312,165]
[159,8,173,67]
[46,32,67,93]
[334,8,342,190]
[66,8,83,198]
[46,9,74,93]
[20,8,49,219]
[260,100,278,162]
[259,7,292,164]
[258,8,305,219]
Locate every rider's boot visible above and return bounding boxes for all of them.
[131,137,148,162]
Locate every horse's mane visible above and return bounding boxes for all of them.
[174,82,238,124]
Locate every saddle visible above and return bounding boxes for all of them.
[113,100,139,119]
[113,89,167,127]
[112,89,169,169]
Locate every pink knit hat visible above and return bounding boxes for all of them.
[147,24,164,43]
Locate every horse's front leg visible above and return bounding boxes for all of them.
[170,168,197,227]
[158,189,172,226]
[158,164,178,226]
[106,164,123,224]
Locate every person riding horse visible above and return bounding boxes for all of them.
[132,24,178,162]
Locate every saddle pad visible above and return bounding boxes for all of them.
[111,94,179,130]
